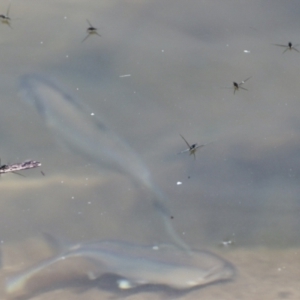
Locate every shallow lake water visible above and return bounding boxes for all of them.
[1,0,300,299]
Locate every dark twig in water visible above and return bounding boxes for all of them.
[0,160,42,176]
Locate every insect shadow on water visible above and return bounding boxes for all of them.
[222,77,251,94]
[0,3,12,29]
[272,42,300,54]
[178,134,205,160]
[82,19,101,43]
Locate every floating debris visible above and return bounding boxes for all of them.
[0,160,41,176]
[6,236,235,299]
[219,239,234,248]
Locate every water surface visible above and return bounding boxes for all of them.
[1,0,300,299]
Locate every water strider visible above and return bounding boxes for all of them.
[82,19,101,43]
[273,42,300,53]
[222,77,251,94]
[5,235,235,299]
[178,134,205,160]
[232,77,251,94]
[0,3,12,28]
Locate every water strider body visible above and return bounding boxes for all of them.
[0,3,12,28]
[82,19,101,43]
[19,74,190,252]
[178,134,205,160]
[231,77,251,94]
[5,237,235,299]
[273,42,300,53]
[222,77,251,94]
